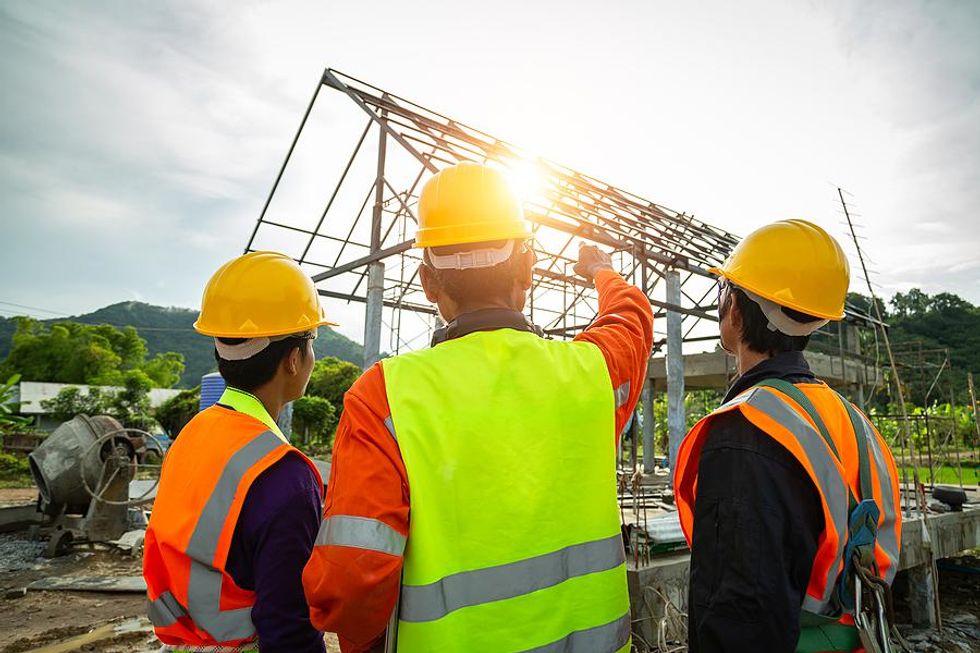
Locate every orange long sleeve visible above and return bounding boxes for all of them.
[302,364,408,653]
[574,269,655,442]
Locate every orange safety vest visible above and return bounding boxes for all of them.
[674,380,901,649]
[143,389,322,648]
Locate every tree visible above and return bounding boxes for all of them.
[40,386,111,423]
[307,356,362,408]
[39,370,157,430]
[292,396,337,450]
[107,370,156,431]
[155,386,201,437]
[0,318,185,388]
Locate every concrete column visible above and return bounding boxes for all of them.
[666,271,685,480]
[907,563,939,628]
[363,261,384,368]
[847,324,866,411]
[642,379,656,473]
[363,118,387,370]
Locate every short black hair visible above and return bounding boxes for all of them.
[423,239,526,305]
[215,336,309,392]
[725,286,822,356]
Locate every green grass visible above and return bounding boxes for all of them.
[898,465,979,487]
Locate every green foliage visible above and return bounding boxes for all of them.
[39,370,158,430]
[307,356,362,408]
[0,451,31,488]
[108,369,156,431]
[40,386,111,423]
[0,302,364,388]
[642,390,722,457]
[155,386,201,437]
[293,395,338,452]
[869,402,978,451]
[0,317,185,388]
[0,374,32,434]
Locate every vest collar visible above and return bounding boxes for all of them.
[217,387,287,442]
[431,308,544,347]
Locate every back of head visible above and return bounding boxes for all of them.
[195,251,334,391]
[415,163,534,311]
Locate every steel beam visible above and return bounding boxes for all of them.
[666,270,685,481]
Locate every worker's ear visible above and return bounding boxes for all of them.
[727,291,743,335]
[420,263,441,303]
[518,245,534,291]
[284,345,303,376]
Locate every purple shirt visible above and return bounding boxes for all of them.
[226,452,325,653]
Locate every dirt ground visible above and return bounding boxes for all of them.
[0,489,38,508]
[0,530,341,653]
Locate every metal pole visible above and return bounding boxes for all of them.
[666,270,685,481]
[363,115,388,369]
[968,372,980,486]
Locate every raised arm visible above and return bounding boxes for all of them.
[572,244,654,441]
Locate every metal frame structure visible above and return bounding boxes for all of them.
[245,69,740,368]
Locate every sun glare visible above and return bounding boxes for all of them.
[501,157,547,203]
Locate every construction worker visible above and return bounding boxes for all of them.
[302,162,653,652]
[673,220,902,652]
[144,251,333,652]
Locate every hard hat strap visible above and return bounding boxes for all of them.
[741,288,829,337]
[425,240,515,270]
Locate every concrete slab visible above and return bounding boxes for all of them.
[27,575,147,593]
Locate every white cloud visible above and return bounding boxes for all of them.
[1,0,978,337]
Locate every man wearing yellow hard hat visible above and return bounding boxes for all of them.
[672,221,902,652]
[302,162,654,652]
[144,252,333,652]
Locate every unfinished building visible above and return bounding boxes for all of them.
[245,69,979,648]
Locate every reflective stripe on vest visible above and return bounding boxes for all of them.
[856,413,901,583]
[383,329,629,652]
[400,533,625,623]
[315,515,406,556]
[738,388,850,615]
[147,430,283,641]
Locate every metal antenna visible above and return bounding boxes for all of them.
[837,187,940,627]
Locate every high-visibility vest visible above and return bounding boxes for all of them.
[143,389,322,648]
[674,380,901,653]
[381,329,631,653]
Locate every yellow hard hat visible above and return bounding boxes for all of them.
[709,219,850,320]
[415,162,532,249]
[194,251,336,338]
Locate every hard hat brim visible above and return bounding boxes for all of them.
[414,222,533,250]
[708,266,845,321]
[193,316,338,339]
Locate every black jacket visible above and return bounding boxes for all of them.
[687,352,825,653]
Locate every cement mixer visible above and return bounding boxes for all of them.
[29,414,160,557]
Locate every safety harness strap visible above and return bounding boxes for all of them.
[753,379,858,512]
[834,392,874,503]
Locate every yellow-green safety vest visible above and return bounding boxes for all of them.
[382,328,631,653]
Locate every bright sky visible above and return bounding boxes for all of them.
[1,1,977,345]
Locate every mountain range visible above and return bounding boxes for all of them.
[0,301,363,388]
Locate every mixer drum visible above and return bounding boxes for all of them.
[29,414,125,515]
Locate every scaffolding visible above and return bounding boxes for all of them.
[245,69,740,369]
